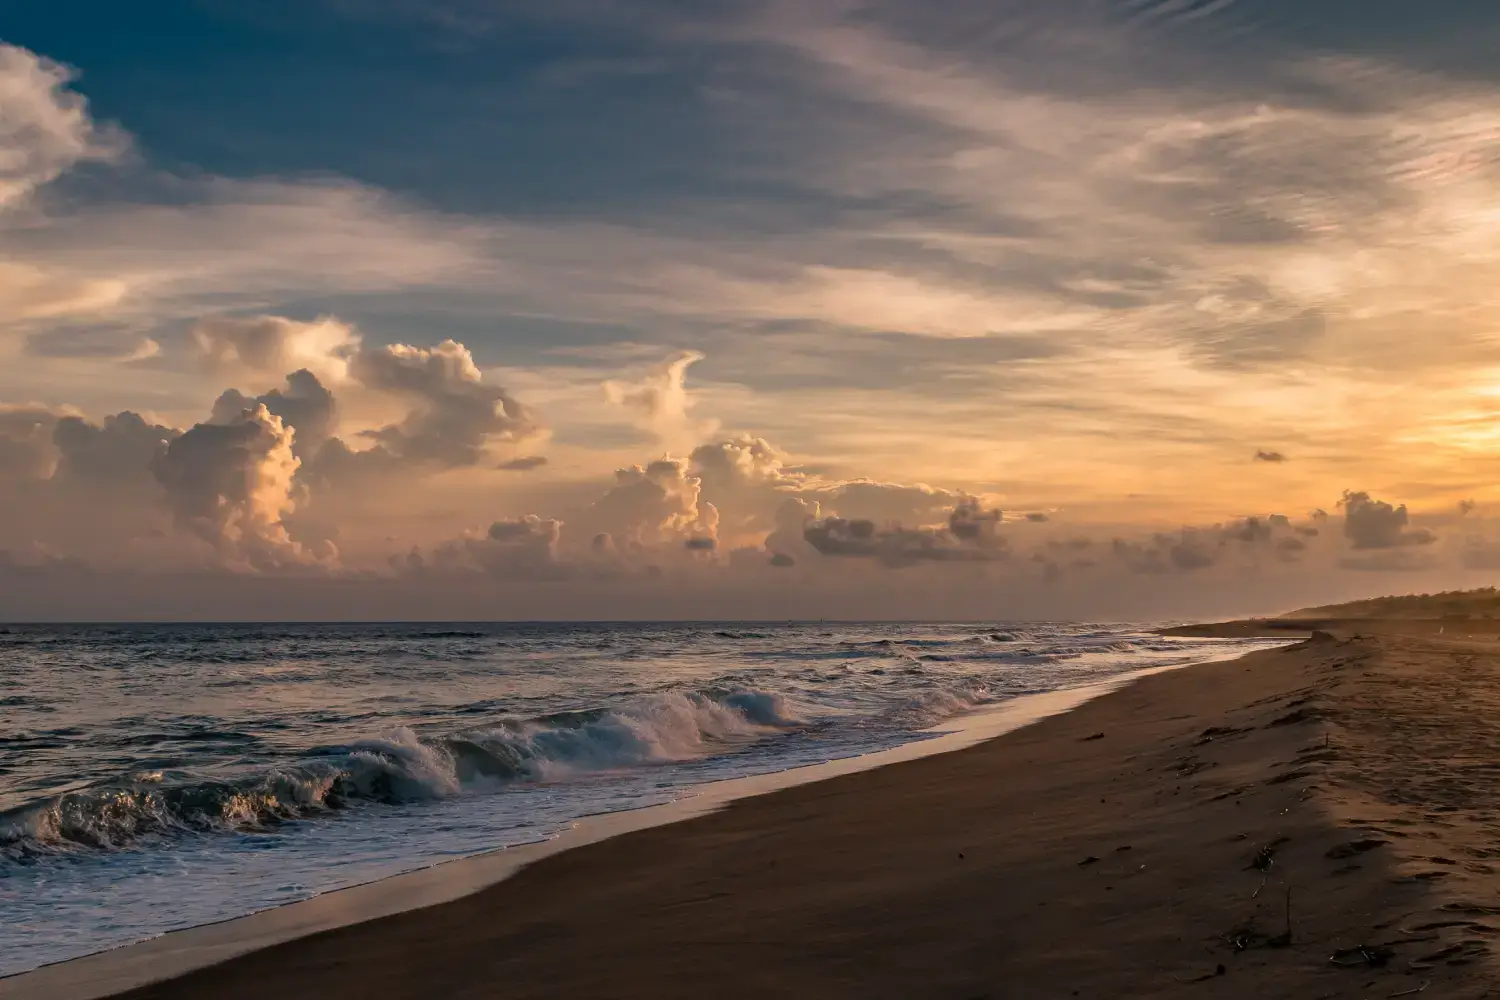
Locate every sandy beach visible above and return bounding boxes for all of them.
[25,624,1500,999]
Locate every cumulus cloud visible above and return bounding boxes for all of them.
[689,435,800,539]
[211,369,337,457]
[802,479,968,525]
[603,350,717,451]
[585,457,717,550]
[803,498,1006,567]
[0,404,61,479]
[0,44,126,211]
[690,435,792,489]
[763,495,820,566]
[192,315,360,382]
[948,498,1002,543]
[403,514,564,579]
[152,404,329,570]
[347,339,539,468]
[53,411,178,483]
[1340,490,1437,550]
[1109,514,1313,574]
[1112,531,1220,574]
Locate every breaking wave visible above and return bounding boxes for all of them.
[1,688,804,860]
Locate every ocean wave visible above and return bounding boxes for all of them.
[0,688,804,860]
[897,679,994,726]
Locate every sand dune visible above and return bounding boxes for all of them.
[37,626,1500,997]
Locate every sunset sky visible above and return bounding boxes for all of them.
[5,1,1500,620]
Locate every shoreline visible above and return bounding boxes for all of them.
[1,652,1256,1000]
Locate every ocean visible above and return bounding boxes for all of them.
[0,621,1284,976]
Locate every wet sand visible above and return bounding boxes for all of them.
[44,626,1500,997]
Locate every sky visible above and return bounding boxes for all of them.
[4,0,1500,620]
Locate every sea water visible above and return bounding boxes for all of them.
[0,621,1283,975]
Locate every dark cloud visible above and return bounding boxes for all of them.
[1110,512,1314,573]
[1112,531,1219,574]
[803,500,1007,566]
[211,369,337,457]
[1340,490,1436,550]
[498,455,549,471]
[53,411,178,483]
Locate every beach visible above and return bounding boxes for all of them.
[17,623,1500,998]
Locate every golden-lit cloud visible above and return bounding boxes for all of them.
[8,9,1500,618]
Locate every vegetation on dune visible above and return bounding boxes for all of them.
[1285,588,1500,620]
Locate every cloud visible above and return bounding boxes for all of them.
[403,514,564,579]
[347,339,540,468]
[684,435,992,550]
[1108,513,1317,574]
[803,498,1007,566]
[0,42,490,357]
[152,404,329,570]
[603,350,718,451]
[192,315,360,382]
[0,404,62,480]
[1254,450,1288,463]
[584,457,717,550]
[0,543,87,580]
[803,479,968,525]
[1112,531,1220,574]
[498,455,549,471]
[1340,490,1437,550]
[948,498,1003,543]
[764,495,820,564]
[53,411,178,484]
[0,262,129,327]
[0,44,126,211]
[689,435,799,539]
[24,322,160,361]
[1461,536,1500,570]
[690,435,793,489]
[211,369,338,457]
